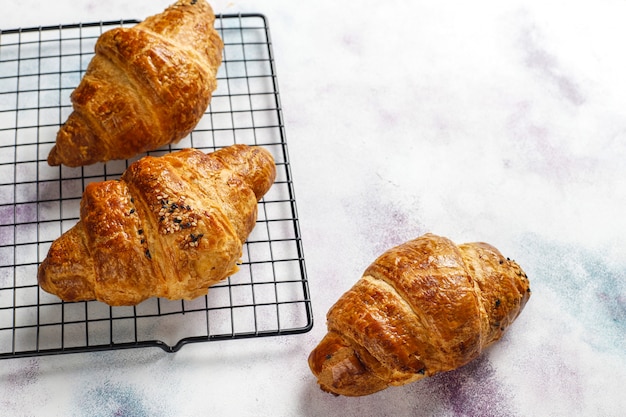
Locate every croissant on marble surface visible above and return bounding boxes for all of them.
[308,233,531,396]
[38,144,276,306]
[47,0,223,167]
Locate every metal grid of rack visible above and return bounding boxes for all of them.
[0,14,312,359]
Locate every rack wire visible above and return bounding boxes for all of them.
[0,14,312,359]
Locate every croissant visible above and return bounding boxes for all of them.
[38,144,276,306]
[308,233,531,396]
[47,0,223,167]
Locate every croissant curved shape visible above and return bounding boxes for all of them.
[308,233,531,396]
[38,144,276,306]
[47,0,223,167]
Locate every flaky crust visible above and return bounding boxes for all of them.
[38,144,276,306]
[308,233,531,396]
[48,0,223,167]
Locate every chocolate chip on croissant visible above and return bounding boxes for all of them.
[48,0,223,167]
[308,233,531,396]
[38,144,276,306]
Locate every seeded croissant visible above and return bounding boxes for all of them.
[47,0,223,167]
[308,233,531,396]
[38,144,276,306]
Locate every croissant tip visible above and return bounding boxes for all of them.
[47,147,61,166]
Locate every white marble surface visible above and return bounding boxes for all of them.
[2,0,626,416]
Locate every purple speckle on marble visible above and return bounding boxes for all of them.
[0,205,15,226]
[346,191,425,258]
[505,101,596,183]
[0,265,11,288]
[78,381,150,417]
[425,355,518,417]
[6,358,40,389]
[518,21,585,106]
[0,225,14,246]
[1,359,41,415]
[15,202,38,224]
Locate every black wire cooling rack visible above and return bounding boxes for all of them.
[0,14,312,359]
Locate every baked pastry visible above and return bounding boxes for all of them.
[47,0,223,167]
[308,233,531,396]
[38,144,276,306]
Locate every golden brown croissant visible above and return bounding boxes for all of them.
[308,233,531,396]
[38,144,276,306]
[47,0,223,167]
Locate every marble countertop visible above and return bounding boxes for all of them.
[2,1,625,416]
